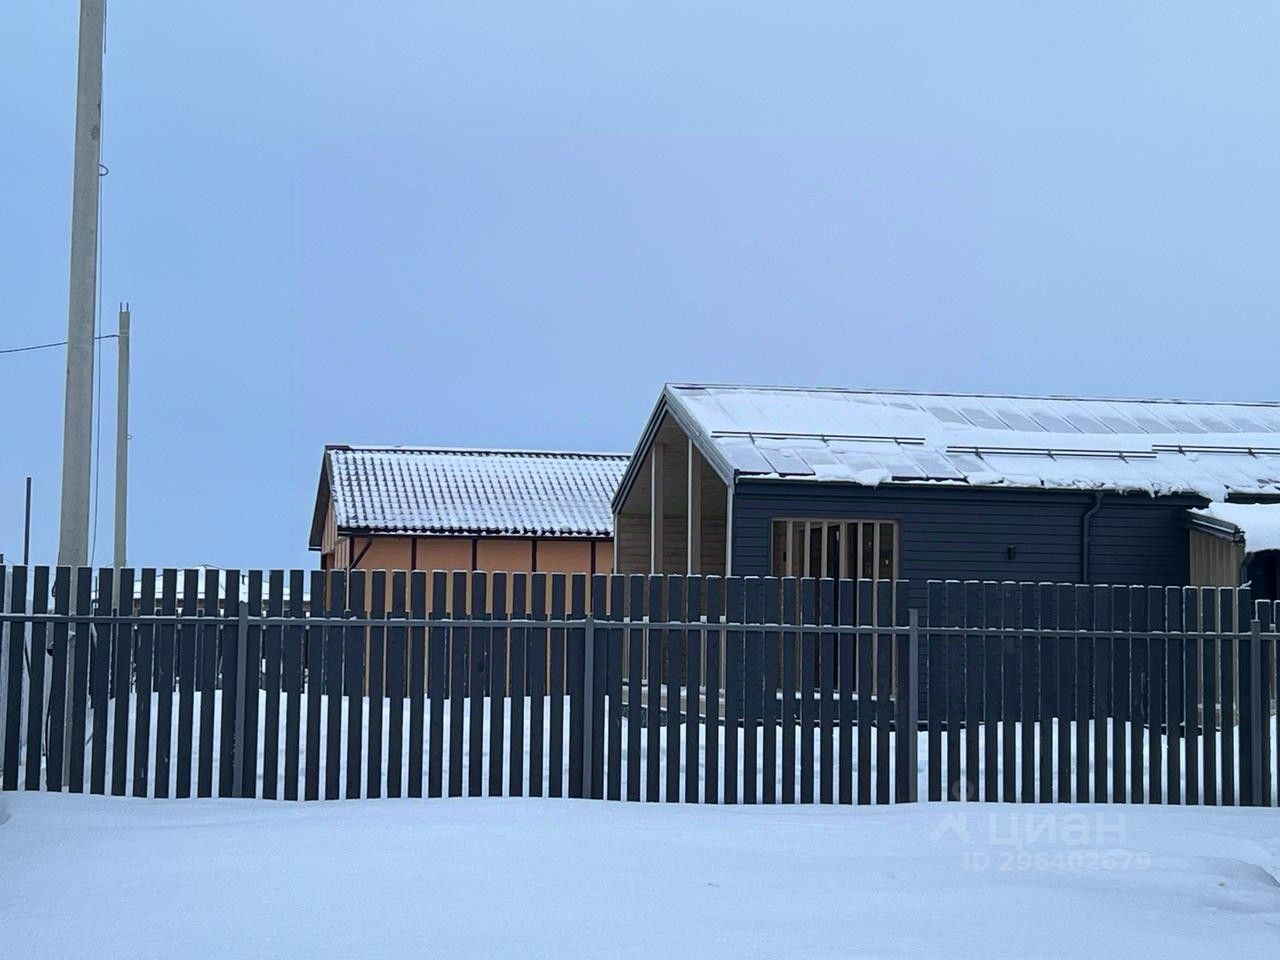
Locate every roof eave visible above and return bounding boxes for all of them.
[307,450,335,551]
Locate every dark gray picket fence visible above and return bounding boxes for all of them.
[0,566,1275,806]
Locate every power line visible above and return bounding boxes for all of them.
[0,333,118,355]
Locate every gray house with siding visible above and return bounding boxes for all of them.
[611,384,1280,603]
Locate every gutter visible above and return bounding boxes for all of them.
[1081,492,1104,583]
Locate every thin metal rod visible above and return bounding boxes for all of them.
[0,610,1271,642]
[23,477,32,564]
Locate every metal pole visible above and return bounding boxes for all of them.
[23,477,32,564]
[112,305,129,580]
[56,0,106,570]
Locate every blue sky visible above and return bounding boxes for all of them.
[2,3,1277,570]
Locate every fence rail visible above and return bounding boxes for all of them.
[0,566,1276,807]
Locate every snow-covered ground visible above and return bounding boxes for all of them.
[2,792,1279,959]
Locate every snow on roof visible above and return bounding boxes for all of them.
[325,447,629,539]
[660,384,1280,500]
[1190,503,1280,552]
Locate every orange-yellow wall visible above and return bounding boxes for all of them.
[321,532,612,607]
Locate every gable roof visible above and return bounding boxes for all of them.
[613,384,1280,510]
[310,446,629,548]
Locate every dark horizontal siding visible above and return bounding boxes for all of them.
[731,481,1204,605]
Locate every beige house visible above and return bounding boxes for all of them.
[309,445,629,581]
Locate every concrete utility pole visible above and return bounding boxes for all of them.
[113,305,129,574]
[56,0,106,569]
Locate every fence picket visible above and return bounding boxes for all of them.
[744,576,763,805]
[565,573,585,799]
[343,570,365,800]
[304,570,324,801]
[548,574,566,799]
[1,568,24,791]
[877,580,894,805]
[1019,583,1037,803]
[88,568,112,796]
[511,573,529,798]
[1129,585,1148,804]
[1111,586,1130,804]
[780,577,797,805]
[926,582,944,802]
[764,576,782,805]
[1037,583,1055,803]
[983,582,1000,802]
[667,575,684,803]
[590,574,608,801]
[625,574,643,802]
[704,577,722,805]
[1147,586,1165,804]
[963,582,980,803]
[1000,582,1018,803]
[1182,587,1200,806]
[1219,588,1235,805]
[284,570,304,801]
[68,567,93,793]
[1092,585,1111,805]
[196,569,218,799]
[799,578,816,804]
[448,571,468,798]
[607,574,625,802]
[645,575,662,802]
[322,571,345,800]
[490,572,508,798]
[1075,584,1092,804]
[2,566,22,791]
[837,578,854,805]
[1056,583,1075,804]
[724,577,743,805]
[425,571,444,799]
[946,581,964,802]
[894,584,913,804]
[817,577,835,805]
[148,570,175,797]
[684,575,703,804]
[366,570,385,800]
[177,569,200,799]
[1200,587,1218,806]
[26,566,49,792]
[131,568,155,797]
[530,573,548,798]
[468,572,488,798]
[1166,586,1184,805]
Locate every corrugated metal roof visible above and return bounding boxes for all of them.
[663,384,1280,500]
[326,447,629,538]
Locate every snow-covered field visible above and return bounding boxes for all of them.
[2,791,1279,959]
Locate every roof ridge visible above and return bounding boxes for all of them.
[327,444,630,459]
[666,382,1280,408]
